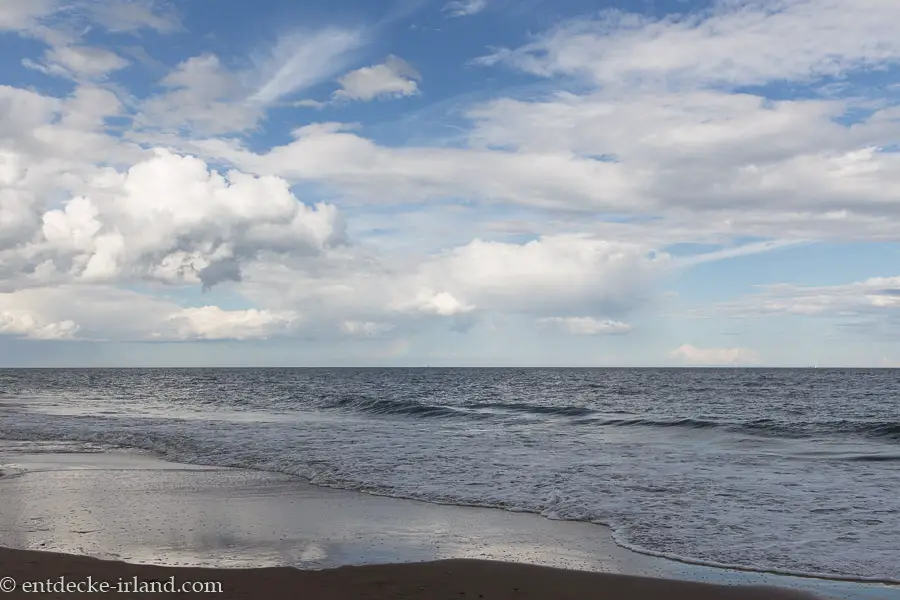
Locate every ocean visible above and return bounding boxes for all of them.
[0,368,897,582]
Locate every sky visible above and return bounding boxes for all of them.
[1,0,899,367]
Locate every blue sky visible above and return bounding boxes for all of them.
[1,0,899,367]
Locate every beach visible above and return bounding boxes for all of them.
[0,449,896,600]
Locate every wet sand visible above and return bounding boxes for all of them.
[0,450,896,599]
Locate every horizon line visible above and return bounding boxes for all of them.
[1,365,896,369]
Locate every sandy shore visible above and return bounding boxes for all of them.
[0,548,822,600]
[0,448,896,600]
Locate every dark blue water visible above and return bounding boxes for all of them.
[1,368,898,580]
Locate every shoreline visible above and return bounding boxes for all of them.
[4,444,896,589]
[0,448,897,599]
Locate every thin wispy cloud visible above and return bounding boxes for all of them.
[250,27,367,105]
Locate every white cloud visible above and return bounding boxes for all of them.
[0,84,136,170]
[2,148,343,291]
[25,45,130,79]
[1,0,181,40]
[138,54,261,135]
[675,239,810,267]
[230,125,645,212]
[478,1,900,87]
[236,235,670,333]
[341,320,395,337]
[462,89,900,227]
[293,99,328,110]
[0,287,297,342]
[188,84,900,244]
[457,2,900,243]
[137,28,368,135]
[0,0,58,31]
[398,290,475,317]
[251,28,366,105]
[165,306,298,341]
[84,0,182,33]
[333,55,421,102]
[0,310,78,340]
[443,0,487,17]
[707,276,900,318]
[416,236,667,316]
[670,344,759,365]
[538,317,631,335]
[465,90,865,167]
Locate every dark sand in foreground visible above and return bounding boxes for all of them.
[0,548,820,600]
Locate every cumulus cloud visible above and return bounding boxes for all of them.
[165,306,298,341]
[670,344,759,366]
[236,235,670,334]
[333,55,421,102]
[538,317,631,335]
[414,236,667,316]
[0,310,78,340]
[2,148,343,291]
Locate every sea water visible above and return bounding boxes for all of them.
[0,368,897,582]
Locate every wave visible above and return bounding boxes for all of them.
[467,402,595,417]
[313,395,900,445]
[573,416,720,429]
[582,416,900,442]
[869,423,900,440]
[320,396,598,419]
[844,454,900,462]
[322,395,462,418]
